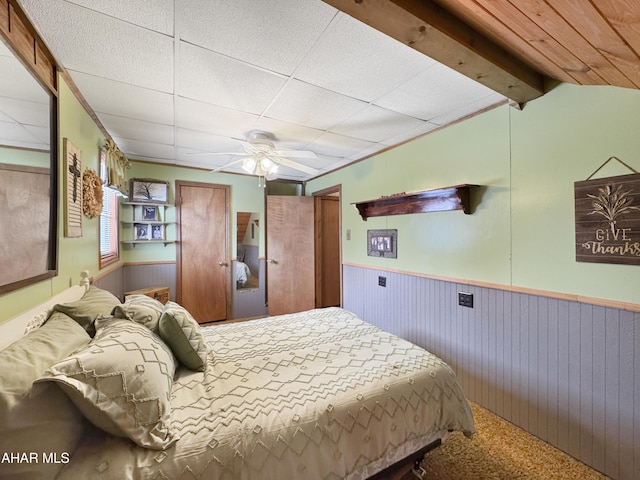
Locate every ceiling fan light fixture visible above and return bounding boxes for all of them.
[241,156,257,174]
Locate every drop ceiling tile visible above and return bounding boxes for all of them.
[379,122,440,147]
[178,42,287,115]
[0,121,45,148]
[113,137,175,161]
[98,114,175,145]
[295,12,434,102]
[374,63,503,120]
[311,131,375,158]
[19,0,174,92]
[429,93,506,126]
[252,117,325,149]
[176,128,244,153]
[64,0,174,35]
[175,148,234,170]
[331,104,428,143]
[23,125,50,145]
[0,97,49,127]
[71,72,174,125]
[0,56,49,103]
[179,0,336,75]
[264,79,368,131]
[175,97,259,138]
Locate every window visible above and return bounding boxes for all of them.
[99,185,119,268]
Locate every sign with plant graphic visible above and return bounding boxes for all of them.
[575,172,640,265]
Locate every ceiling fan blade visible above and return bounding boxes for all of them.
[210,158,245,173]
[275,157,320,175]
[187,151,246,156]
[273,149,317,159]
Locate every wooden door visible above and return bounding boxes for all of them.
[315,194,341,307]
[176,181,230,323]
[266,195,314,316]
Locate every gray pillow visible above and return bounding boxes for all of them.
[53,285,121,337]
[0,312,91,480]
[158,302,207,372]
[35,319,178,450]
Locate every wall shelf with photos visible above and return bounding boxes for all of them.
[120,201,175,247]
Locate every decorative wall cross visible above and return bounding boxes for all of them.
[68,153,81,203]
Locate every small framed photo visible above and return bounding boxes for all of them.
[134,224,149,240]
[142,205,158,220]
[367,229,398,258]
[151,224,164,240]
[129,178,169,203]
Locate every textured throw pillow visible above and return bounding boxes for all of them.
[111,294,164,333]
[158,301,207,371]
[0,312,91,480]
[34,319,178,450]
[53,285,121,337]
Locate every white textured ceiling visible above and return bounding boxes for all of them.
[13,0,505,181]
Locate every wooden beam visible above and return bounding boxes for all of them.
[323,0,545,104]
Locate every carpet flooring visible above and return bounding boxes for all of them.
[407,402,610,480]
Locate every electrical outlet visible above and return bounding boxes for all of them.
[458,292,474,308]
[378,276,386,287]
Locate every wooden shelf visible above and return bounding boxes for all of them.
[120,201,174,246]
[352,184,478,220]
[121,240,175,247]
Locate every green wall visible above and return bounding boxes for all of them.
[3,81,639,323]
[308,83,640,305]
[122,162,266,262]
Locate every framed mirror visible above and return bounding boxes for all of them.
[0,31,58,294]
[236,212,260,291]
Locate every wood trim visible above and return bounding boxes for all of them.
[323,0,545,104]
[124,260,177,266]
[1,0,57,94]
[343,261,640,312]
[175,180,231,321]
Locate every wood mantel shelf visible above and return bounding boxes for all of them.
[352,184,478,220]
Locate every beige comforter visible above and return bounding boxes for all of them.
[57,308,474,479]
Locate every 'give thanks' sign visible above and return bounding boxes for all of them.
[575,173,640,265]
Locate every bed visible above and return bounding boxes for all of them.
[235,261,251,286]
[0,284,474,480]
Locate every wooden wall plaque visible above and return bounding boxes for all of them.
[575,172,640,265]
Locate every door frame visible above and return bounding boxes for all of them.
[312,184,342,308]
[175,180,231,321]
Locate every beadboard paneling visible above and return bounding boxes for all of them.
[123,263,176,302]
[343,264,638,480]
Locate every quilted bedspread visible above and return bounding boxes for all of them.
[57,308,474,480]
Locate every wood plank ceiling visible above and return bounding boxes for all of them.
[326,0,640,105]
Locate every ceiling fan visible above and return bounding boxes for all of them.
[189,131,319,184]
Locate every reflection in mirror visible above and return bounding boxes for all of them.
[236,212,260,291]
[0,37,56,293]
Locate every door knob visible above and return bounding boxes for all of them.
[267,258,277,264]
[218,260,228,266]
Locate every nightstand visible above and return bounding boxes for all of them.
[125,286,170,304]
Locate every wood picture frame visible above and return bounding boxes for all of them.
[134,224,149,240]
[129,178,169,203]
